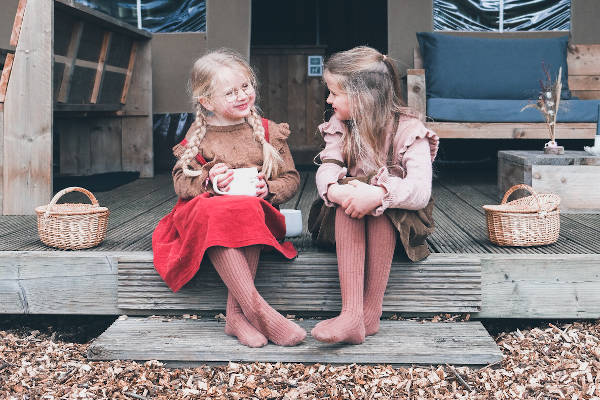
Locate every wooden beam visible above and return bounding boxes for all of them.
[0,53,14,103]
[427,122,597,139]
[568,44,600,76]
[568,75,600,91]
[56,21,84,103]
[407,69,426,121]
[90,31,112,104]
[54,55,129,75]
[120,41,137,104]
[9,0,27,47]
[414,47,423,69]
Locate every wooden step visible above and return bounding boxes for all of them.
[87,317,502,367]
[118,253,482,313]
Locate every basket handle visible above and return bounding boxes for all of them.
[501,184,542,212]
[44,187,99,218]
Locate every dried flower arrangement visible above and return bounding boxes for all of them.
[521,64,564,154]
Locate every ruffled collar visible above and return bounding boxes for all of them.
[318,116,348,135]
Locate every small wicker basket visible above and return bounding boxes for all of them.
[35,187,109,250]
[483,184,560,247]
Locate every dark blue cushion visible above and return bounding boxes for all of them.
[416,32,571,100]
[427,98,600,123]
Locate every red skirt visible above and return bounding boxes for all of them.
[152,193,297,292]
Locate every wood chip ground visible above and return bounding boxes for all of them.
[2,319,600,399]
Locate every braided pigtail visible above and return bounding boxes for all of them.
[181,109,208,177]
[248,107,283,179]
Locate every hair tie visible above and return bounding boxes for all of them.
[382,54,387,61]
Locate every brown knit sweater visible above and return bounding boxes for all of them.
[171,119,300,205]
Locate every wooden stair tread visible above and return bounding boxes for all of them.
[118,253,482,313]
[87,317,502,367]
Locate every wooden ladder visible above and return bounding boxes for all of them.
[88,252,502,367]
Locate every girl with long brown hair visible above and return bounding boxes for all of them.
[311,46,439,344]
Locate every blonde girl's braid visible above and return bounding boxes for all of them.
[181,109,208,177]
[248,107,283,179]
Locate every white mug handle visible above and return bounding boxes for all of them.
[212,173,228,195]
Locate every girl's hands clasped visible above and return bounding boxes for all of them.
[342,180,386,218]
[209,163,234,192]
[328,181,386,219]
[256,172,269,198]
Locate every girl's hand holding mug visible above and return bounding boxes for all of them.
[341,180,386,219]
[209,163,233,192]
[256,172,269,198]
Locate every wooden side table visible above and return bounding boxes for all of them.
[497,150,600,212]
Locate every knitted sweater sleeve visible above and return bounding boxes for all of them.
[171,127,217,199]
[315,131,348,207]
[370,137,432,214]
[265,121,300,205]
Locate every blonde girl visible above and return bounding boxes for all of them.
[152,49,306,348]
[311,46,439,344]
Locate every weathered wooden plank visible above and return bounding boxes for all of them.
[568,75,600,91]
[0,252,118,313]
[3,0,53,215]
[427,122,596,140]
[119,41,137,104]
[474,254,600,318]
[117,253,482,313]
[0,53,14,103]
[87,318,502,367]
[9,0,27,47]
[532,165,600,212]
[568,45,600,76]
[121,40,153,177]
[280,171,307,210]
[90,31,112,103]
[570,90,600,100]
[407,69,425,120]
[286,54,306,151]
[57,20,84,103]
[294,174,318,250]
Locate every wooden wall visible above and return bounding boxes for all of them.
[250,46,325,165]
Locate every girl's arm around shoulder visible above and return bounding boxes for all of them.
[264,121,300,205]
[171,127,217,200]
[369,117,439,214]
[315,118,348,206]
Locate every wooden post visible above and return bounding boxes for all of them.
[121,39,153,178]
[407,69,426,121]
[3,0,53,215]
[0,53,14,103]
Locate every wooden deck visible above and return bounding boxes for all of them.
[1,170,600,320]
[2,170,600,254]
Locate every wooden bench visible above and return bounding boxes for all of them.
[0,0,153,215]
[407,44,600,139]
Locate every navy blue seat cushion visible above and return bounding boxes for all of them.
[416,32,571,100]
[427,98,600,123]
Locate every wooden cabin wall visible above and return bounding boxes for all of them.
[250,47,325,165]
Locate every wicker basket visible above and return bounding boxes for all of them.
[35,187,109,250]
[483,184,560,247]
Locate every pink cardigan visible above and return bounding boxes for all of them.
[315,115,439,216]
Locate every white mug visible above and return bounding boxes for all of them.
[279,209,302,237]
[212,167,259,196]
